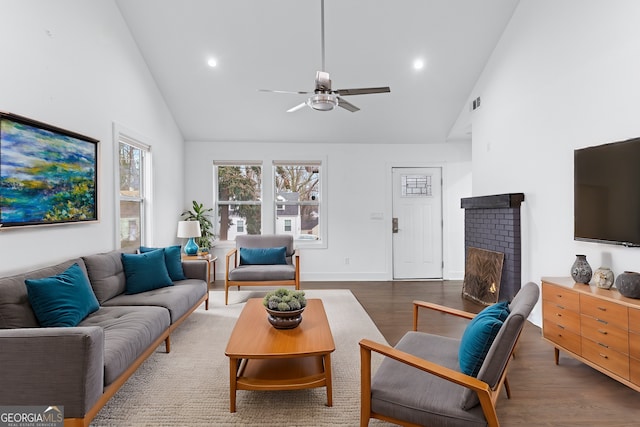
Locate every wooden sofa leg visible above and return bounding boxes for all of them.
[165,336,171,353]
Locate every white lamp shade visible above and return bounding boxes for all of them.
[177,221,201,238]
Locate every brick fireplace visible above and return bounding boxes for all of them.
[461,193,525,302]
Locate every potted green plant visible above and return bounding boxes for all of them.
[262,288,307,329]
[181,200,215,252]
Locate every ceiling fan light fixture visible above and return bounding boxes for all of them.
[308,93,338,111]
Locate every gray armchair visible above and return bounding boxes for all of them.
[224,235,300,305]
[359,282,539,427]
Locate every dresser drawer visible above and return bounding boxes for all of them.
[630,308,640,335]
[580,294,628,330]
[542,282,579,312]
[543,300,581,333]
[631,356,640,386]
[582,337,629,379]
[543,319,581,355]
[630,331,640,359]
[581,315,628,354]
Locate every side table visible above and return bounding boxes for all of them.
[182,253,217,284]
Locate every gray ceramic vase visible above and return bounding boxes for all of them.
[571,255,592,284]
[615,271,640,299]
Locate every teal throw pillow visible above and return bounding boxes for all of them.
[122,250,173,294]
[239,246,287,265]
[458,302,510,377]
[140,245,187,281]
[478,301,510,322]
[25,263,100,327]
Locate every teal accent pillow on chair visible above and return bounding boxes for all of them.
[140,245,187,281]
[239,246,287,265]
[122,249,173,294]
[458,301,510,377]
[25,263,100,327]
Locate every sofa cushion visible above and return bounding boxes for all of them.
[121,250,173,295]
[239,246,287,265]
[82,251,128,304]
[102,280,207,323]
[371,331,486,427]
[458,305,506,377]
[25,263,100,327]
[0,258,87,329]
[140,245,187,281]
[79,305,170,386]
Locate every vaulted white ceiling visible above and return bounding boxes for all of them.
[116,0,519,144]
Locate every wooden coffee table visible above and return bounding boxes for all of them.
[225,298,335,412]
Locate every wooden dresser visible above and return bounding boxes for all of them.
[542,277,640,392]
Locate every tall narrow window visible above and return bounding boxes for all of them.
[118,135,150,250]
[274,161,321,241]
[215,162,262,241]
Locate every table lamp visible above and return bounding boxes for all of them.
[177,220,201,255]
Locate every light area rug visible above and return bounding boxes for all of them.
[91,289,394,426]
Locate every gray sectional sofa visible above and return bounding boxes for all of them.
[0,249,209,427]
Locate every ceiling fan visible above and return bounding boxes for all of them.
[259,0,390,113]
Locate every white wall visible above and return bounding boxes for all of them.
[465,0,640,324]
[184,140,471,281]
[0,0,184,276]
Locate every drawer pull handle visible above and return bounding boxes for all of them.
[596,318,608,325]
[597,329,608,335]
[557,324,565,330]
[556,313,563,317]
[598,342,609,349]
[599,353,609,359]
[597,306,607,311]
[556,304,565,310]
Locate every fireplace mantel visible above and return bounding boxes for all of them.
[460,193,524,209]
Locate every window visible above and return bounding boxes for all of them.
[117,133,151,250]
[274,161,321,241]
[215,162,262,241]
[213,159,324,245]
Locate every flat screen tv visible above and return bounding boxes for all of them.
[574,137,640,247]
[0,112,99,228]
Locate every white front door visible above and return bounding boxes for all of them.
[392,167,443,279]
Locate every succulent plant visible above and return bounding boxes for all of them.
[263,288,307,311]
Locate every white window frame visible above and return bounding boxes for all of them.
[113,123,152,249]
[213,161,263,242]
[273,159,326,248]
[213,157,326,249]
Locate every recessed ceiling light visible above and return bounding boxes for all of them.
[413,59,425,70]
[207,58,217,68]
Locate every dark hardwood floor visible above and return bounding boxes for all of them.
[304,280,640,427]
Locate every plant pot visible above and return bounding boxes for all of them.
[615,271,640,299]
[265,307,305,329]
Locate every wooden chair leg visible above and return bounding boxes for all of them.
[504,376,511,399]
[165,336,171,353]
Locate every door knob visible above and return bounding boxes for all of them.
[392,217,399,233]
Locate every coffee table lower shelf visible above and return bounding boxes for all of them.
[229,354,333,412]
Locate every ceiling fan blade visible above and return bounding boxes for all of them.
[287,102,308,113]
[259,89,311,95]
[335,87,391,96]
[337,97,360,112]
